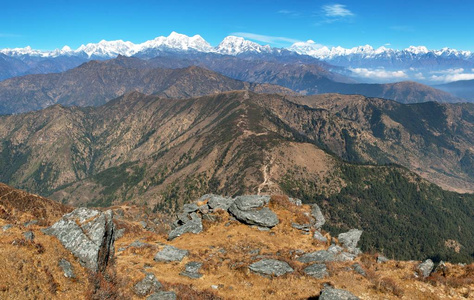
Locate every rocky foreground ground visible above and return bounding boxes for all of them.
[0,189,473,299]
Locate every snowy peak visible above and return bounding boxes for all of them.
[76,39,137,57]
[216,36,272,55]
[138,31,213,53]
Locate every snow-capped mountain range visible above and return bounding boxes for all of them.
[2,32,474,84]
[3,31,473,61]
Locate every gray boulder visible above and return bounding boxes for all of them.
[180,261,203,279]
[58,259,75,278]
[298,250,336,263]
[23,231,35,241]
[182,203,199,213]
[249,259,294,277]
[352,263,366,277]
[303,263,329,279]
[228,195,278,228]
[338,229,363,253]
[168,212,203,240]
[154,245,188,262]
[311,204,326,229]
[134,272,162,296]
[377,255,389,264]
[43,208,115,272]
[320,287,360,300]
[336,252,357,262]
[313,231,328,243]
[147,291,177,300]
[24,220,38,227]
[291,223,311,232]
[416,259,434,278]
[207,195,235,211]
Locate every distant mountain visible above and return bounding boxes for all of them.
[435,79,474,102]
[0,60,293,114]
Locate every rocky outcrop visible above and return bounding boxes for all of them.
[319,287,360,300]
[43,207,115,272]
[204,194,235,211]
[249,259,294,277]
[228,195,279,228]
[298,250,336,263]
[180,262,203,279]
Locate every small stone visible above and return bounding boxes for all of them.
[313,231,328,242]
[23,231,35,241]
[2,224,13,232]
[211,285,219,290]
[288,198,302,206]
[154,245,188,262]
[291,223,311,232]
[416,259,434,278]
[134,272,162,296]
[129,240,149,248]
[140,221,147,229]
[319,287,360,300]
[146,291,177,300]
[352,263,366,277]
[249,259,294,277]
[377,255,389,264]
[58,259,75,278]
[303,263,329,279]
[311,204,326,229]
[180,261,203,279]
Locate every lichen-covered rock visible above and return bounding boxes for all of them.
[249,259,294,277]
[154,245,188,262]
[311,204,326,229]
[182,203,199,213]
[43,208,115,272]
[319,287,360,300]
[303,263,329,279]
[228,195,278,228]
[58,259,75,278]
[134,272,162,296]
[416,259,434,278]
[298,250,336,263]
[338,229,363,253]
[168,212,203,240]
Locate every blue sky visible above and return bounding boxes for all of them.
[2,0,474,50]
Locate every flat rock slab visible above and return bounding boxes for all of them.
[43,207,115,272]
[134,272,162,296]
[146,291,177,300]
[297,250,336,263]
[232,195,270,210]
[206,195,235,210]
[249,259,294,277]
[320,288,360,300]
[154,245,188,262]
[303,263,328,279]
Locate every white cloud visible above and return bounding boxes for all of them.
[232,32,301,45]
[349,68,408,79]
[322,4,354,17]
[277,10,301,17]
[430,73,474,83]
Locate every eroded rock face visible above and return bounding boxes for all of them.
[228,195,278,228]
[43,207,115,272]
[311,204,326,229]
[338,229,363,253]
[417,259,434,278]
